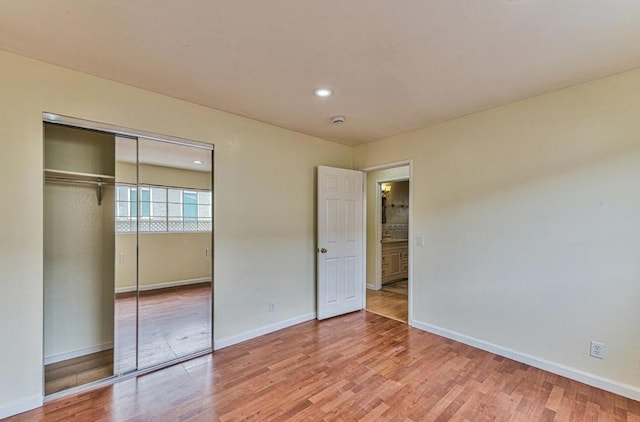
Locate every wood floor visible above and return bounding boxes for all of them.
[44,350,113,395]
[44,283,212,396]
[381,279,408,296]
[11,311,640,421]
[115,283,212,372]
[366,288,408,323]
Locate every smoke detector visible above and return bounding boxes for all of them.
[331,115,346,125]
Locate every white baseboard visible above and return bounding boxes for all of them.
[0,394,43,419]
[410,319,640,401]
[366,283,377,290]
[115,277,211,294]
[214,312,316,350]
[44,342,114,365]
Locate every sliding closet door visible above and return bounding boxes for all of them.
[113,136,139,375]
[44,116,214,395]
[136,138,213,368]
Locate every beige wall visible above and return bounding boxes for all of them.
[45,124,115,176]
[44,125,115,362]
[44,184,115,360]
[114,162,213,291]
[116,162,211,189]
[116,233,211,291]
[0,50,351,415]
[365,166,410,287]
[355,68,640,391]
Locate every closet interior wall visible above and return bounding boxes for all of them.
[43,124,116,394]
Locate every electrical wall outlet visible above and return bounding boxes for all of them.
[269,302,277,312]
[590,341,605,359]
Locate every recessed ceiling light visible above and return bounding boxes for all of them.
[314,88,332,98]
[193,160,203,164]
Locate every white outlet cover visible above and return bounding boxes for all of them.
[590,341,605,359]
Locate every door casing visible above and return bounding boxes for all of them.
[360,160,413,325]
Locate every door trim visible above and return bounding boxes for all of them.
[360,160,413,325]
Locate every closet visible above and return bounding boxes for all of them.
[43,117,213,397]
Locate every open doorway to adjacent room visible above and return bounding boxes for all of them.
[362,163,411,323]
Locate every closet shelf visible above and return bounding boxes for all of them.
[44,168,115,182]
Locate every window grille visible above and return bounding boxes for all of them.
[115,185,212,233]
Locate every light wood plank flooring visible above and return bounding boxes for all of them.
[115,283,212,372]
[381,279,408,296]
[366,288,408,323]
[11,311,640,421]
[45,283,212,396]
[44,350,113,395]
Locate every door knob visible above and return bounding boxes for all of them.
[319,248,327,253]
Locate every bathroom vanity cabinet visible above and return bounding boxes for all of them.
[381,240,408,284]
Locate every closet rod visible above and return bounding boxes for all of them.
[44,177,115,185]
[44,176,114,206]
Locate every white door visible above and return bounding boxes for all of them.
[317,166,364,320]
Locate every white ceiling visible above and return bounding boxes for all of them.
[116,137,212,172]
[2,1,640,146]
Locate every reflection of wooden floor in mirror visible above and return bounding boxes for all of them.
[45,283,212,396]
[115,282,213,372]
[365,288,408,323]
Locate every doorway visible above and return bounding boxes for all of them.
[362,164,411,323]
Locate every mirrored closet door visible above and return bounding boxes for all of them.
[136,138,213,369]
[113,135,139,376]
[44,120,213,397]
